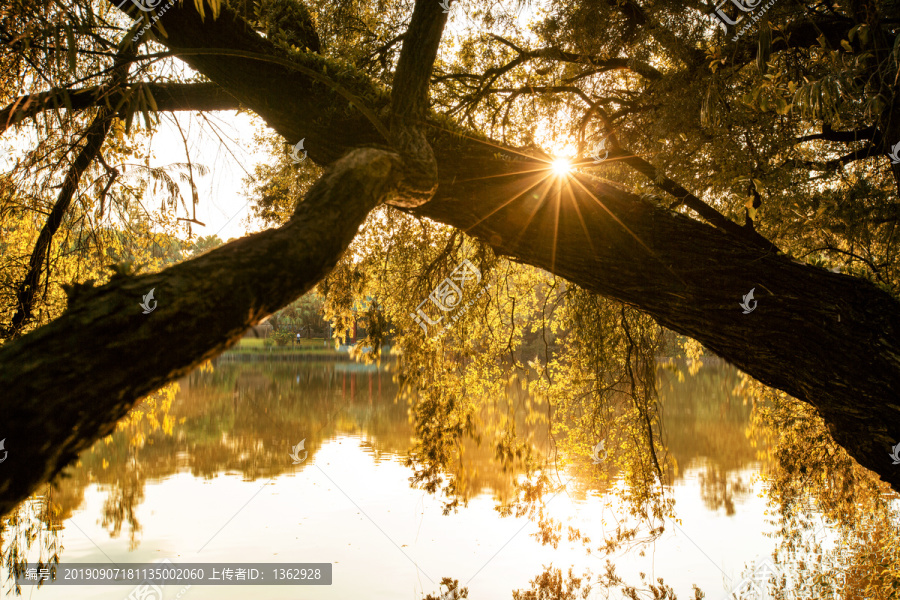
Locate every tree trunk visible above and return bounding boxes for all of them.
[425,168,900,493]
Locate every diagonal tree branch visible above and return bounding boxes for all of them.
[4,34,140,338]
[794,124,878,144]
[4,110,114,337]
[0,146,404,515]
[90,0,897,493]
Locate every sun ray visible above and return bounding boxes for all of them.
[560,174,598,259]
[462,173,554,235]
[452,165,556,184]
[422,121,570,182]
[569,175,688,287]
[507,177,558,252]
[551,177,562,271]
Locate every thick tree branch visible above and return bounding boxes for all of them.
[531,49,662,81]
[4,110,113,337]
[0,82,240,135]
[388,0,447,205]
[795,124,878,144]
[781,145,880,171]
[110,0,390,164]
[619,151,776,251]
[721,17,853,72]
[4,37,140,337]
[0,147,404,515]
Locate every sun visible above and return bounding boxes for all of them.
[551,158,572,175]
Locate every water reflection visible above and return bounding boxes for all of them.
[6,358,786,599]
[55,360,766,527]
[658,366,762,515]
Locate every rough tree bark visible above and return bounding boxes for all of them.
[1,0,900,514]
[0,0,447,517]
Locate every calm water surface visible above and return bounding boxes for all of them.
[6,356,783,600]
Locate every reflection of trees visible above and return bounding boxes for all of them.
[47,359,550,545]
[659,366,759,474]
[695,462,751,515]
[11,357,885,600]
[512,566,594,600]
[744,378,900,600]
[99,455,144,550]
[24,358,863,599]
[659,365,764,514]
[0,489,63,595]
[44,360,771,549]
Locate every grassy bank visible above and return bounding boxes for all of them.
[236,337,334,351]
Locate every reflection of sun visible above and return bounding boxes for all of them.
[551,158,572,175]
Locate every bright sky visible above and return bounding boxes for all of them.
[147,110,267,242]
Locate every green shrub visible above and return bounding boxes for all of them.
[273,331,293,346]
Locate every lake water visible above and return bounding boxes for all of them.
[2,355,811,600]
